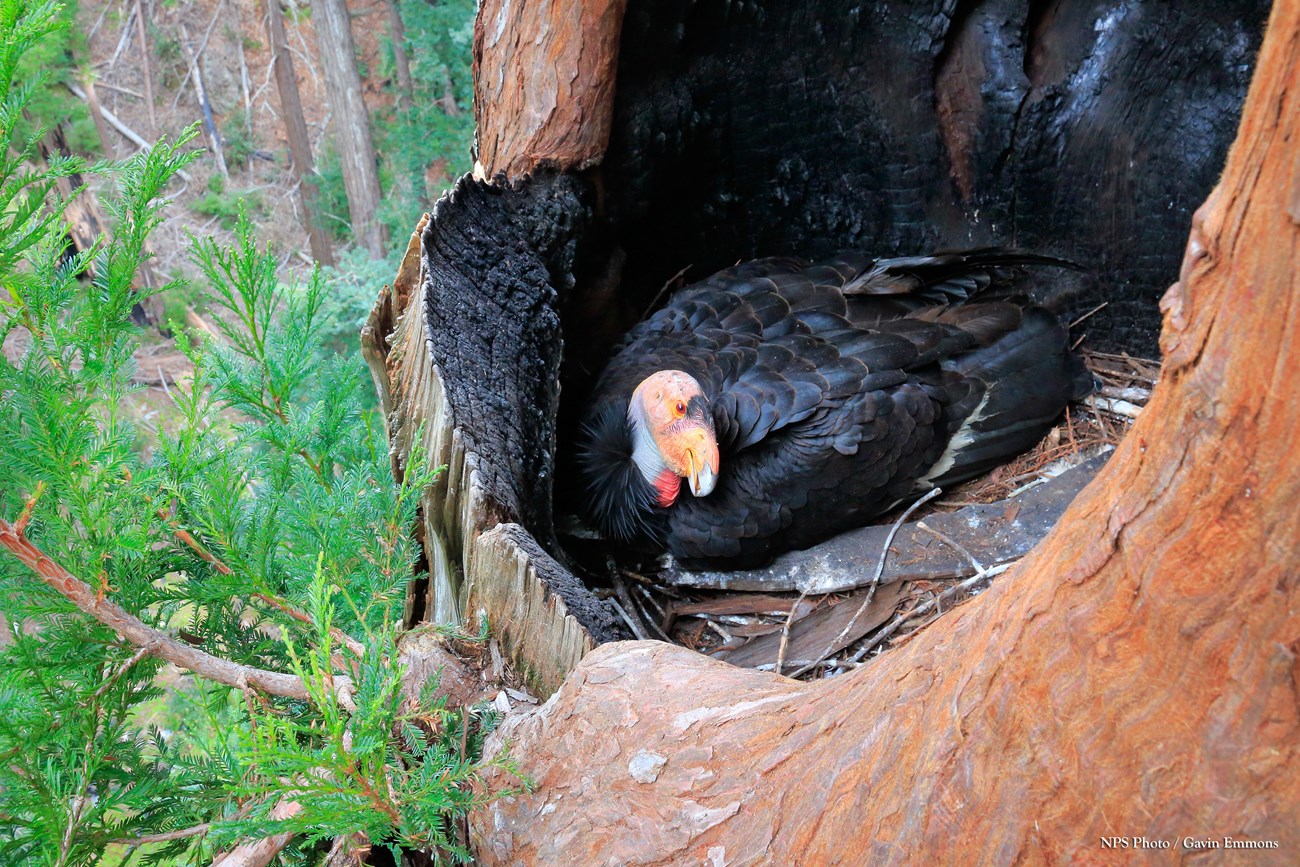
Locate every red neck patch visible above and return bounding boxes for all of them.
[653,468,681,508]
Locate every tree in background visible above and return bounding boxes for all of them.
[372,0,475,241]
[309,0,388,259]
[264,0,335,266]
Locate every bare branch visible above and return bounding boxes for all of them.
[0,517,354,707]
[110,821,212,846]
[211,799,302,867]
[84,644,152,705]
[788,487,942,678]
[63,82,194,183]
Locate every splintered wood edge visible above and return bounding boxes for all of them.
[467,524,595,696]
[365,212,597,695]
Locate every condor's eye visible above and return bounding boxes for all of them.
[674,399,687,416]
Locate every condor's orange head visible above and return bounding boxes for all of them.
[627,370,720,507]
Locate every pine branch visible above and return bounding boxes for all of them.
[0,517,356,710]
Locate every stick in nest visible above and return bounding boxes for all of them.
[787,487,942,679]
[847,563,1013,663]
[846,519,1016,664]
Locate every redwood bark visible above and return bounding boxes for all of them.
[309,0,388,258]
[469,1,1300,861]
[472,0,627,177]
[264,0,335,266]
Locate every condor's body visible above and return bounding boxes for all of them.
[579,251,1091,570]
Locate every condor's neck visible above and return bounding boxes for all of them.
[582,400,671,545]
[627,407,682,508]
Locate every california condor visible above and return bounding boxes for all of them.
[579,251,1093,570]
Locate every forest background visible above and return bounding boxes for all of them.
[9,0,475,376]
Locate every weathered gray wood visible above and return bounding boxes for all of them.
[660,452,1109,593]
[719,581,906,670]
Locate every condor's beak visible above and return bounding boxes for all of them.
[685,438,719,498]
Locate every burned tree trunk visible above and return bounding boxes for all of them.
[364,178,627,694]
[463,1,1300,859]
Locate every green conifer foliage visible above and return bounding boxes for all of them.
[0,4,517,862]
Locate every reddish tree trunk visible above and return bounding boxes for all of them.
[472,0,627,177]
[468,1,1300,861]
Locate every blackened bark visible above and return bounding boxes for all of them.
[593,0,1266,357]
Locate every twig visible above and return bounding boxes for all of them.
[1090,397,1143,419]
[170,0,226,111]
[91,80,145,99]
[848,563,1013,663]
[109,821,212,846]
[109,4,136,68]
[641,264,692,320]
[916,520,985,573]
[1098,385,1151,403]
[774,589,809,677]
[611,573,650,640]
[237,22,253,173]
[14,482,44,535]
[160,510,367,659]
[608,598,646,641]
[156,365,174,402]
[0,517,352,708]
[788,487,942,679]
[85,644,153,704]
[134,0,156,134]
[63,83,194,183]
[634,586,675,642]
[1069,301,1108,329]
[87,0,117,42]
[254,592,366,659]
[755,659,846,673]
[704,620,733,643]
[180,23,228,178]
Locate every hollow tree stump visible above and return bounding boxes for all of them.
[464,1,1300,860]
[364,176,628,695]
[364,0,1290,859]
